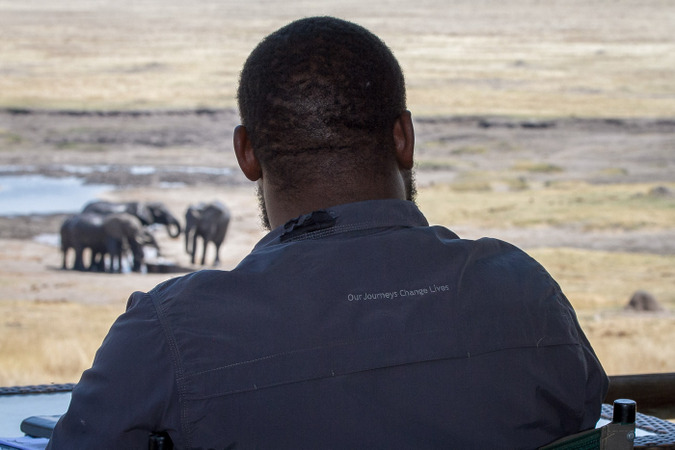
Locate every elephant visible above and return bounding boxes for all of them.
[60,213,107,271]
[82,200,181,238]
[102,212,160,273]
[60,212,159,272]
[185,201,231,266]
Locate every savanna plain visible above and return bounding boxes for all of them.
[0,0,674,397]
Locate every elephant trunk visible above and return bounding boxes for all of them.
[167,220,182,239]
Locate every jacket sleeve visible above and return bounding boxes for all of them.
[47,291,181,449]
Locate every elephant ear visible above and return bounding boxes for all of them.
[186,206,202,221]
[185,207,202,232]
[130,202,154,226]
[146,202,161,221]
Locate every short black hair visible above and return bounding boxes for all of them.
[237,16,407,192]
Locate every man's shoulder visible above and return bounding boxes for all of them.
[459,235,541,268]
[124,270,235,317]
[148,269,232,301]
[426,229,538,267]
[441,235,562,305]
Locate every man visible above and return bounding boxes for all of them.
[48,17,607,449]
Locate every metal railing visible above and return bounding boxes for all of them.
[0,383,75,396]
[606,372,675,420]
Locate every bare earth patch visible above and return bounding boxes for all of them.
[0,110,673,384]
[0,0,674,385]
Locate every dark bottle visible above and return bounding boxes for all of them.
[608,399,636,449]
[612,398,636,424]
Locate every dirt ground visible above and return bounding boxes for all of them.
[1,0,674,424]
[1,108,674,304]
[0,111,674,394]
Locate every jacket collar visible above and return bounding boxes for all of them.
[253,199,428,250]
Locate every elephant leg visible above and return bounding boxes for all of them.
[128,240,144,273]
[117,243,126,273]
[116,244,125,273]
[109,253,117,273]
[200,239,208,266]
[93,251,105,272]
[74,246,86,271]
[106,238,120,273]
[212,242,221,267]
[108,252,116,273]
[88,250,98,271]
[191,233,198,265]
[131,255,142,272]
[101,252,109,272]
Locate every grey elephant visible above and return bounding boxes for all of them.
[102,212,160,273]
[60,212,159,272]
[82,200,182,238]
[185,201,231,266]
[60,213,107,271]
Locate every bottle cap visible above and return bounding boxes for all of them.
[612,398,636,424]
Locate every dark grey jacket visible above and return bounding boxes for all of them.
[48,199,608,449]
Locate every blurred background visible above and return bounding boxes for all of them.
[0,0,673,395]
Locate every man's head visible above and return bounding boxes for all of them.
[234,16,416,229]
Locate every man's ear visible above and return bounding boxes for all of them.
[233,125,262,181]
[393,111,415,170]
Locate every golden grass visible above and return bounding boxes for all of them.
[530,248,675,311]
[0,300,119,385]
[419,181,675,311]
[0,0,674,116]
[420,181,675,231]
[579,315,675,376]
[418,181,675,377]
[0,182,673,385]
[1,0,674,385]
[1,249,672,385]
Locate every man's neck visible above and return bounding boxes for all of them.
[263,177,407,229]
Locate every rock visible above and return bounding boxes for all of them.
[625,290,665,312]
[648,186,673,198]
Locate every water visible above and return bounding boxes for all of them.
[0,175,114,216]
[2,164,232,177]
[0,164,236,216]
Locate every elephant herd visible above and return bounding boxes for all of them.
[60,200,231,273]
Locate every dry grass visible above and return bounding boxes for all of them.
[0,0,674,385]
[418,181,675,376]
[533,247,674,377]
[420,181,675,232]
[530,248,675,311]
[0,0,674,116]
[0,182,673,386]
[419,180,675,311]
[0,300,119,385]
[579,315,675,376]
